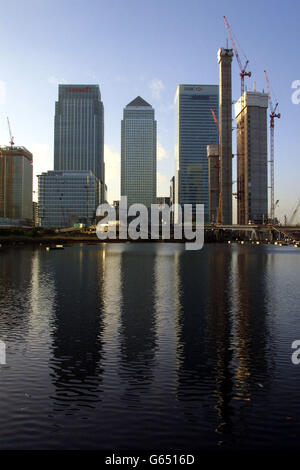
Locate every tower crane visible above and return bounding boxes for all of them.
[289,199,300,225]
[223,16,251,97]
[209,108,222,223]
[210,108,219,136]
[264,70,280,223]
[223,16,251,225]
[6,117,15,216]
[7,117,15,147]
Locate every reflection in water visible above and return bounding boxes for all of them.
[49,247,105,413]
[118,246,157,405]
[231,247,272,399]
[0,247,34,340]
[0,244,298,450]
[153,246,182,396]
[206,246,234,439]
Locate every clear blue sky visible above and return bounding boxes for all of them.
[1,0,299,222]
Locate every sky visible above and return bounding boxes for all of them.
[0,0,299,223]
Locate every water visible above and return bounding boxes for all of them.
[0,243,300,450]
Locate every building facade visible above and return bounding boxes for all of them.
[0,146,33,225]
[207,144,220,223]
[54,84,105,201]
[38,170,101,228]
[175,84,219,223]
[121,96,157,208]
[218,48,234,224]
[235,91,268,224]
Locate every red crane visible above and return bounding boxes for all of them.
[210,108,219,137]
[264,70,280,223]
[223,16,251,97]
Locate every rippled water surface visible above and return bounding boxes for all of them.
[0,243,300,450]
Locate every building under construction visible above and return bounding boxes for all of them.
[218,47,233,224]
[0,146,33,225]
[235,91,268,224]
[207,144,219,223]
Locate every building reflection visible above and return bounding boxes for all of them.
[0,246,35,338]
[206,245,234,438]
[232,246,272,398]
[49,246,105,413]
[173,244,272,443]
[118,245,157,405]
[152,245,182,397]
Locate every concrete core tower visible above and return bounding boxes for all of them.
[218,47,233,224]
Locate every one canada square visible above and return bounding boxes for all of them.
[121,96,157,208]
[54,84,105,199]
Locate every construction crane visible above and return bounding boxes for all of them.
[7,117,15,147]
[209,108,222,223]
[289,199,300,225]
[223,16,251,97]
[210,107,219,136]
[223,16,251,225]
[264,70,280,223]
[6,117,15,217]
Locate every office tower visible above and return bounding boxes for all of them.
[207,144,219,223]
[54,84,105,200]
[218,47,234,224]
[0,146,33,225]
[38,170,101,228]
[235,91,268,224]
[175,85,219,223]
[121,96,157,208]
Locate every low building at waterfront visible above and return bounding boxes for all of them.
[38,170,101,228]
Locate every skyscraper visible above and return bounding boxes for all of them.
[121,96,157,208]
[218,47,233,224]
[175,85,219,222]
[235,90,268,224]
[54,84,105,200]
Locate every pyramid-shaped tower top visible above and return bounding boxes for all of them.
[126,96,152,107]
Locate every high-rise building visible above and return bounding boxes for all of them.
[121,96,157,208]
[175,85,219,223]
[54,84,105,200]
[0,146,33,225]
[207,144,219,223]
[218,48,233,224]
[235,91,268,224]
[38,170,101,228]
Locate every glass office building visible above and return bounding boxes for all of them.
[121,96,157,208]
[38,170,101,228]
[175,84,219,223]
[54,84,105,201]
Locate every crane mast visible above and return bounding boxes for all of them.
[7,117,15,147]
[264,70,280,223]
[223,16,251,97]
